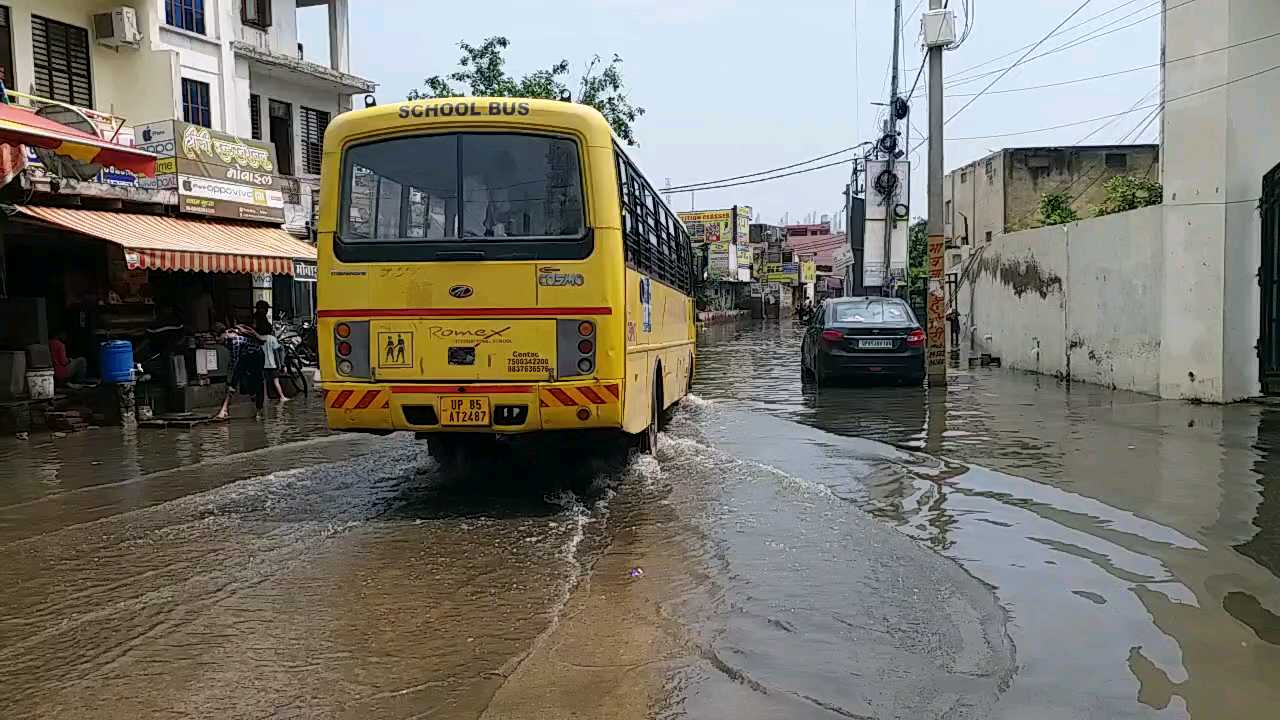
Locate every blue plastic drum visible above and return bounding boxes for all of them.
[99,340,134,383]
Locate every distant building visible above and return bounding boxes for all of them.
[786,221,832,238]
[942,144,1160,288]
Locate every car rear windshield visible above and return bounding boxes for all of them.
[831,300,913,324]
[340,133,585,242]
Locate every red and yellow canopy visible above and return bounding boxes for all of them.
[0,103,156,176]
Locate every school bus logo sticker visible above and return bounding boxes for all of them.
[448,284,474,299]
[378,332,413,368]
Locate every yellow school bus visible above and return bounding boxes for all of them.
[316,98,696,454]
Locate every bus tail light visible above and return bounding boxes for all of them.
[333,320,370,378]
[558,319,597,378]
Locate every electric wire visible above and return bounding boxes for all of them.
[945,0,1097,126]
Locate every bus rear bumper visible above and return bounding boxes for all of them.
[320,381,624,434]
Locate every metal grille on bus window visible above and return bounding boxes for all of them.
[31,15,92,108]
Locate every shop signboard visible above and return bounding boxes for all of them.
[800,260,817,284]
[765,261,799,284]
[678,209,732,245]
[293,259,318,282]
[736,246,753,281]
[135,119,284,223]
[679,205,752,246]
[707,241,736,281]
[734,205,752,245]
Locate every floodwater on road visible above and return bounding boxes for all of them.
[694,320,1280,719]
[0,320,1277,718]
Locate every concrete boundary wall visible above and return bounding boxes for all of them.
[962,206,1165,396]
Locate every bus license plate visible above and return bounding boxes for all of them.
[442,396,490,426]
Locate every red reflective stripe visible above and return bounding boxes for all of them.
[353,390,380,409]
[319,307,613,318]
[603,384,620,399]
[539,398,550,408]
[380,400,390,409]
[548,388,578,406]
[391,385,533,394]
[578,387,606,405]
[330,389,353,408]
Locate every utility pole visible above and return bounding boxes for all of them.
[882,0,903,297]
[925,0,948,384]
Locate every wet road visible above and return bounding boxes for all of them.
[2,320,1279,718]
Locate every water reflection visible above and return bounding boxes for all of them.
[695,320,1280,719]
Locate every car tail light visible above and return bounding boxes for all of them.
[820,330,845,343]
[906,329,926,347]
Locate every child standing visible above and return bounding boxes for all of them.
[258,320,288,404]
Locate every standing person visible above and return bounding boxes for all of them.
[258,319,288,404]
[214,322,266,420]
[947,307,961,348]
[253,300,271,329]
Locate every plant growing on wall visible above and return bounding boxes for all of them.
[1095,176,1164,217]
[410,36,645,145]
[1038,192,1079,226]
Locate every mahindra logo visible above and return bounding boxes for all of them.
[448,284,474,299]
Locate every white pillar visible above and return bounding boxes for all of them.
[328,0,350,74]
[1160,0,1280,401]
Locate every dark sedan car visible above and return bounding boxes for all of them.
[800,297,926,385]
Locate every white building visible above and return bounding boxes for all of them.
[2,0,374,231]
[956,0,1280,403]
[1160,0,1280,401]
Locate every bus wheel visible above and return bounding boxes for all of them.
[642,372,661,455]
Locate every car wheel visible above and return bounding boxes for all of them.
[813,356,829,385]
[800,352,815,381]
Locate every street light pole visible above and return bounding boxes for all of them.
[926,0,947,383]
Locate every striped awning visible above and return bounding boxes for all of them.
[15,205,316,276]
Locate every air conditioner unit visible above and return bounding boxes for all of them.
[94,7,141,48]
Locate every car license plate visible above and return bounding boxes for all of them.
[858,339,895,349]
[441,396,490,426]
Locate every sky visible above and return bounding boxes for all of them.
[299,0,1163,228]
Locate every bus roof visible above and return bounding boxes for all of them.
[323,97,616,150]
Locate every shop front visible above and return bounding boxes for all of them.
[0,206,317,417]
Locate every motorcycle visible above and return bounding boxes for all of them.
[272,316,317,398]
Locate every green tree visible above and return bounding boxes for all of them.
[907,219,928,309]
[1039,192,1079,226]
[409,36,645,145]
[1095,175,1163,217]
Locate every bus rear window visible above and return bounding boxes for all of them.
[340,133,586,242]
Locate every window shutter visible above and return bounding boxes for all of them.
[300,106,331,175]
[249,94,262,140]
[31,16,92,108]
